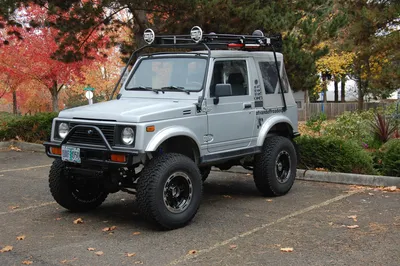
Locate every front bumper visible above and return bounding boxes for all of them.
[43,125,139,167]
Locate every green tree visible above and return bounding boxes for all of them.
[337,0,400,109]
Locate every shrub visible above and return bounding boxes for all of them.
[0,112,58,143]
[378,139,400,177]
[295,135,375,175]
[305,112,327,134]
[370,112,398,143]
[324,110,374,142]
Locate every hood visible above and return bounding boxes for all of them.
[58,98,197,123]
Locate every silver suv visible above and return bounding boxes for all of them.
[44,26,300,230]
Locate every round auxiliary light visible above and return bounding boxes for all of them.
[58,122,69,139]
[252,30,264,37]
[121,127,134,145]
[143,28,155,44]
[190,26,203,43]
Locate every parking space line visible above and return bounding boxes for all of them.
[168,190,361,265]
[0,201,56,216]
[0,164,51,173]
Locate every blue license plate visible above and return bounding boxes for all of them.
[61,145,81,163]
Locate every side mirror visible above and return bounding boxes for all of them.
[214,83,232,104]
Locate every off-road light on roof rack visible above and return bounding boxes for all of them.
[190,26,203,43]
[143,28,155,44]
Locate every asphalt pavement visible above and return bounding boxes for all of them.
[0,150,399,266]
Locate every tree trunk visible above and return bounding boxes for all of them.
[323,81,328,103]
[341,77,346,102]
[12,90,17,115]
[50,81,59,112]
[334,79,339,102]
[357,79,364,110]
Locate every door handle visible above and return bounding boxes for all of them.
[243,103,252,109]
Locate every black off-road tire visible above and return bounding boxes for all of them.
[253,136,297,197]
[49,159,108,212]
[200,166,211,182]
[137,153,203,230]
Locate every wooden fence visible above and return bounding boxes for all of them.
[298,102,393,121]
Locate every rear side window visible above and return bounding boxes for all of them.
[259,61,282,94]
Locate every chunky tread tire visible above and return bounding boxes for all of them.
[137,153,203,230]
[200,166,211,182]
[49,159,108,212]
[253,136,297,197]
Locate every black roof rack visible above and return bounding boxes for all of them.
[143,26,282,51]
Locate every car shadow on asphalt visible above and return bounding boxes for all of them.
[48,178,262,231]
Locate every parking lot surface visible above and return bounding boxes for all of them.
[0,150,399,266]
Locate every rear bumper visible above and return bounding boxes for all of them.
[43,125,139,167]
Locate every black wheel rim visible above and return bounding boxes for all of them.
[275,151,291,183]
[163,172,193,213]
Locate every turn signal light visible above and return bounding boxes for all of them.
[51,147,62,155]
[111,154,126,163]
[146,125,155,132]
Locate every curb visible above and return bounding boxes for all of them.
[0,141,44,153]
[211,166,400,187]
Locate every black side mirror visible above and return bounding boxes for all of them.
[214,83,232,104]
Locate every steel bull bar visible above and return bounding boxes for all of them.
[43,125,138,167]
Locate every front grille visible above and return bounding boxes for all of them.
[67,123,115,146]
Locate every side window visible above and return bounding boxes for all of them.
[259,61,287,94]
[210,60,248,97]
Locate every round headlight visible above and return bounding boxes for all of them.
[58,123,69,139]
[121,127,134,145]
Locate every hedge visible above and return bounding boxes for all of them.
[0,112,58,143]
[377,139,400,177]
[295,135,375,175]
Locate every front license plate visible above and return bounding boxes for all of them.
[61,145,81,163]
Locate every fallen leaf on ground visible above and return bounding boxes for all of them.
[315,168,327,171]
[347,225,359,229]
[0,246,13,252]
[94,251,104,256]
[266,199,273,202]
[17,235,26,240]
[102,226,117,232]
[73,218,83,224]
[10,146,22,152]
[328,222,334,226]
[134,261,143,264]
[280,247,294,252]
[132,232,141,235]
[244,214,250,217]
[22,260,33,265]
[87,248,95,251]
[347,215,358,222]
[229,245,237,250]
[9,206,19,210]
[246,173,252,176]
[55,218,62,221]
[368,193,374,196]
[384,186,397,192]
[188,250,197,255]
[223,195,232,199]
[126,253,136,257]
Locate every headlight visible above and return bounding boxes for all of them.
[58,123,69,139]
[121,127,134,145]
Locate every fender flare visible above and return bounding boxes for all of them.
[145,126,201,152]
[257,115,294,147]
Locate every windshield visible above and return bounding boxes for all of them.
[126,57,207,92]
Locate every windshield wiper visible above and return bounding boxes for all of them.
[160,86,190,94]
[126,86,159,94]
